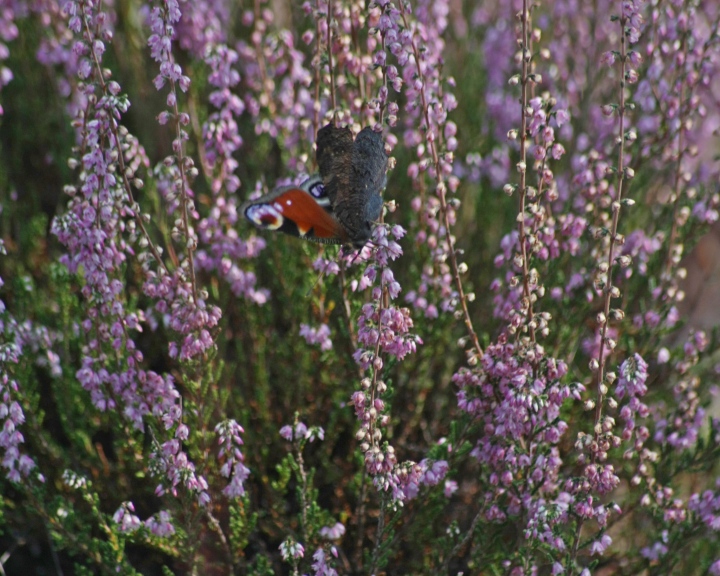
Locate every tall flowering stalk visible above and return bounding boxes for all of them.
[53,0,180,427]
[0,240,37,483]
[589,0,640,450]
[397,0,481,359]
[449,3,582,572]
[567,1,644,567]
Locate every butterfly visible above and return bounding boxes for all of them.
[241,123,388,249]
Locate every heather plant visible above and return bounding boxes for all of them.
[1,0,720,574]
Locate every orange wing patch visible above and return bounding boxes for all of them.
[274,189,345,241]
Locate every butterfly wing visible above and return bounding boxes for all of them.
[352,127,388,206]
[316,124,354,207]
[333,126,388,248]
[301,174,333,212]
[241,176,347,244]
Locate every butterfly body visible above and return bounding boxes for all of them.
[242,123,388,249]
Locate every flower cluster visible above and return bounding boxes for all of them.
[455,337,578,535]
[48,0,223,509]
[300,323,333,351]
[280,420,325,444]
[0,1,19,116]
[193,36,269,303]
[146,0,226,361]
[151,425,210,506]
[53,0,182,426]
[237,1,314,167]
[350,225,446,502]
[112,501,176,537]
[372,0,468,324]
[0,368,36,482]
[216,419,250,498]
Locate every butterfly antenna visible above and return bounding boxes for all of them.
[350,249,366,266]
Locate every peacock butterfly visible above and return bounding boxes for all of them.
[241,123,388,249]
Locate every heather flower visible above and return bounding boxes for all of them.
[113,502,141,533]
[443,480,458,498]
[589,533,613,555]
[0,324,37,482]
[319,522,345,540]
[305,426,325,442]
[194,40,269,304]
[279,538,304,560]
[279,420,323,444]
[313,256,340,276]
[312,548,338,576]
[616,353,649,399]
[300,323,333,351]
[216,420,249,498]
[151,435,210,506]
[420,459,448,486]
[62,469,88,490]
[279,425,294,442]
[144,510,176,537]
[0,5,18,115]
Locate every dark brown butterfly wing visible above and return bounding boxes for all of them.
[338,126,388,248]
[316,124,354,208]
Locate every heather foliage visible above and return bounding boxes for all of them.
[1,0,720,574]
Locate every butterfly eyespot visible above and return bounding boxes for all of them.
[308,182,325,199]
[245,204,284,230]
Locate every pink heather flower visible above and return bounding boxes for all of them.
[279,425,293,441]
[312,548,338,576]
[51,4,198,513]
[710,559,720,576]
[616,353,649,399]
[313,257,340,276]
[590,533,612,555]
[216,420,249,498]
[279,538,304,560]
[641,540,668,561]
[0,373,37,481]
[279,421,323,443]
[551,143,566,160]
[113,502,141,533]
[600,51,616,66]
[443,480,458,497]
[305,426,325,442]
[319,522,346,540]
[421,459,449,485]
[294,422,308,439]
[151,438,210,506]
[300,323,333,351]
[144,510,175,537]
